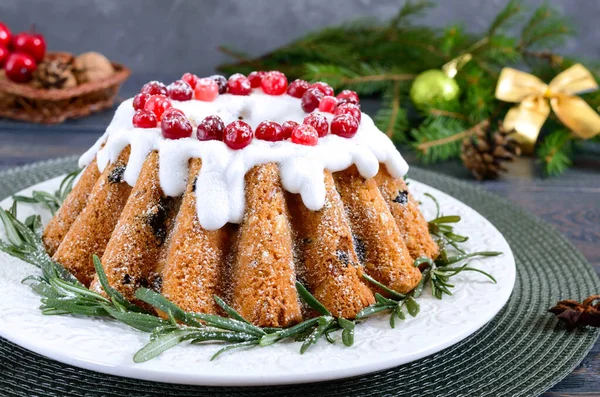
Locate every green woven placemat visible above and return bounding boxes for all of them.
[0,157,598,397]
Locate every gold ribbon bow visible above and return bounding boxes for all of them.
[495,64,600,153]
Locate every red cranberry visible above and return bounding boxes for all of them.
[310,82,334,97]
[303,113,329,137]
[281,120,299,140]
[12,31,46,63]
[261,71,288,95]
[4,53,37,83]
[0,22,11,48]
[164,108,185,117]
[330,114,359,138]
[291,124,318,146]
[248,71,265,88]
[133,93,150,110]
[194,78,219,101]
[167,80,193,101]
[301,88,324,112]
[287,79,310,98]
[181,73,199,89]
[197,115,225,141]
[161,109,193,140]
[255,120,285,142]
[0,46,9,68]
[318,96,338,113]
[224,120,254,149]
[144,94,172,121]
[209,75,228,94]
[334,102,361,122]
[336,90,359,104]
[227,73,251,96]
[132,110,158,128]
[141,81,168,96]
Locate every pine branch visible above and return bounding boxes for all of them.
[415,118,490,163]
[374,82,409,142]
[487,0,522,37]
[537,129,574,176]
[519,2,575,51]
[388,0,436,29]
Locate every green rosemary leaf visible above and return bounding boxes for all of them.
[259,317,320,347]
[102,305,169,333]
[413,267,431,298]
[0,208,26,246]
[434,282,453,296]
[295,281,331,316]
[389,310,396,328]
[191,330,257,344]
[211,340,260,361]
[414,256,435,268]
[213,295,251,324]
[374,292,398,305]
[93,255,145,313]
[430,215,461,224]
[41,298,107,317]
[443,232,469,243]
[355,303,395,319]
[57,169,82,202]
[337,317,355,331]
[192,313,265,337]
[11,195,38,204]
[437,251,502,266]
[405,297,420,317]
[342,329,354,347]
[444,266,498,283]
[300,316,334,354]
[362,274,406,300]
[134,328,200,363]
[423,192,440,219]
[396,306,406,320]
[135,287,200,326]
[49,277,110,303]
[324,329,336,344]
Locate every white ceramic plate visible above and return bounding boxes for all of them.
[0,176,515,386]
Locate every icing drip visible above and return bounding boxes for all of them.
[80,90,409,230]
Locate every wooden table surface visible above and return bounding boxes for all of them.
[0,75,598,396]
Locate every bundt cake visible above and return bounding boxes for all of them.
[42,71,438,328]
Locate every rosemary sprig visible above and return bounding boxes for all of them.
[12,169,81,215]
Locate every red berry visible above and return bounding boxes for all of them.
[303,113,329,137]
[144,94,172,121]
[281,120,299,140]
[209,75,227,94]
[227,73,251,96]
[330,114,359,138]
[310,82,334,97]
[248,71,265,88]
[133,93,150,110]
[336,90,359,104]
[224,120,254,149]
[181,73,199,89]
[132,110,158,128]
[4,53,37,83]
[0,23,11,49]
[334,102,362,122]
[255,120,285,141]
[13,31,46,63]
[194,78,219,101]
[167,80,193,101]
[0,46,9,68]
[291,124,318,146]
[301,88,324,112]
[318,96,338,113]
[197,115,225,141]
[164,107,185,117]
[261,71,288,95]
[161,109,193,140]
[287,79,310,98]
[141,81,168,96]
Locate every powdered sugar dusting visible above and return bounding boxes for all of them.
[80,90,408,230]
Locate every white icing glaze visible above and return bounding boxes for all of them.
[80,89,408,230]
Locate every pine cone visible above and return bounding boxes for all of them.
[73,52,114,84]
[460,122,521,180]
[32,53,77,89]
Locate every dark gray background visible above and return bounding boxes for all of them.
[1,0,599,76]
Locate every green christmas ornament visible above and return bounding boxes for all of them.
[410,69,460,109]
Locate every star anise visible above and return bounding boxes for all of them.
[549,295,600,330]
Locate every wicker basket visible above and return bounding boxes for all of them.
[0,52,130,124]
